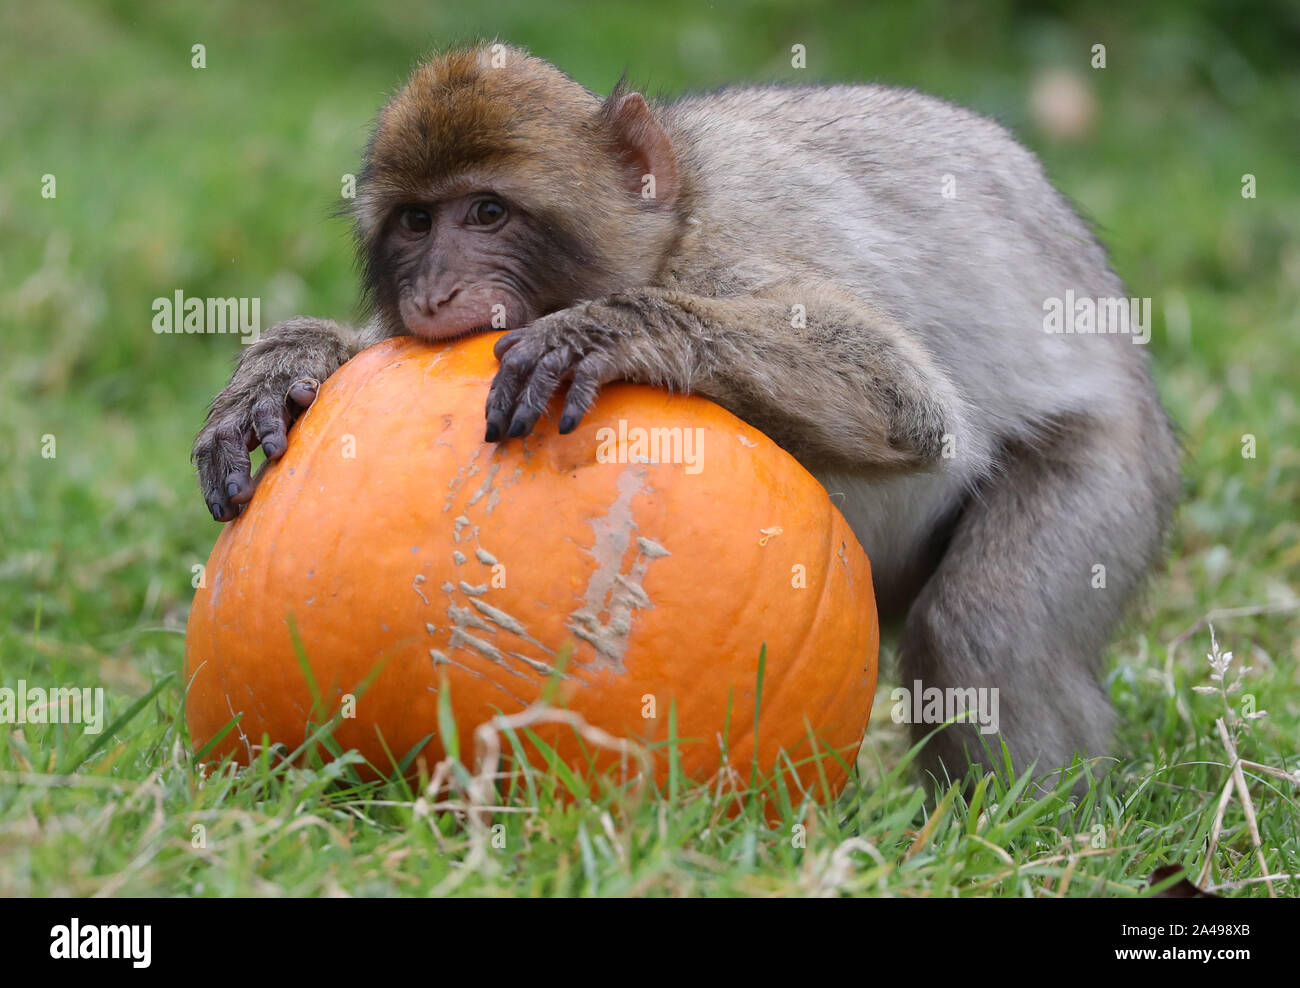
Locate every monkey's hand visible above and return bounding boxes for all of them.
[484,305,651,442]
[484,288,972,472]
[192,317,363,521]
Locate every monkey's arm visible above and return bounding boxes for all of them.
[485,286,968,471]
[193,317,383,520]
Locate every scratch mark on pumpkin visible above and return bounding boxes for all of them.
[453,515,471,542]
[444,630,529,704]
[449,627,526,678]
[510,651,562,676]
[434,587,559,683]
[475,547,498,566]
[637,537,670,559]
[448,603,492,634]
[567,467,670,672]
[468,599,533,640]
[459,581,488,596]
[612,573,651,609]
[465,458,503,509]
[420,353,446,387]
[430,647,519,703]
[469,598,561,670]
[442,446,485,513]
[452,550,467,565]
[412,573,430,605]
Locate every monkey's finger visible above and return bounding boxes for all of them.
[492,331,525,360]
[287,378,320,408]
[226,464,256,505]
[484,343,536,441]
[509,347,576,438]
[251,397,291,460]
[558,353,612,434]
[194,420,253,522]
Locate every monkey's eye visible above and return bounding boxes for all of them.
[398,207,432,235]
[466,198,508,227]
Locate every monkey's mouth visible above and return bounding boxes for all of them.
[405,319,495,342]
[399,306,495,342]
[399,291,523,342]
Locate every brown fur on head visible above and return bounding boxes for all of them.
[354,43,684,339]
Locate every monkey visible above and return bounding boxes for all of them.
[192,44,1180,786]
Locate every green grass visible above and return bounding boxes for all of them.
[1,0,1297,896]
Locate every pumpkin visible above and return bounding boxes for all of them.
[185,333,878,806]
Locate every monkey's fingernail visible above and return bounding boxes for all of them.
[263,439,283,458]
[507,419,528,439]
[484,423,500,442]
[558,414,577,434]
[226,482,242,498]
[209,501,225,521]
[288,379,319,403]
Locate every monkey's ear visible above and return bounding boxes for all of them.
[604,91,679,207]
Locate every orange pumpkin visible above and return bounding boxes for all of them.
[185,333,878,806]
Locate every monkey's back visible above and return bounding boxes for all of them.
[660,84,1152,441]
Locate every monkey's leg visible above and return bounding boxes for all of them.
[192,317,375,520]
[484,286,978,473]
[899,409,1178,785]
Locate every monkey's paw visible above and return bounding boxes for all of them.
[191,315,361,521]
[484,309,624,441]
[192,374,321,521]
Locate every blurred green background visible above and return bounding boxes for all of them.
[1,0,1297,777]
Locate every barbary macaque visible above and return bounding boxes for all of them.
[192,44,1179,783]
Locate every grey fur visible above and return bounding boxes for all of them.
[650,85,1180,778]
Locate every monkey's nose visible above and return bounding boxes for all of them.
[400,288,475,341]
[420,287,460,315]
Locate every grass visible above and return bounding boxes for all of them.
[1,0,1298,896]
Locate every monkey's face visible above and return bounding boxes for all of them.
[356,46,683,339]
[373,191,545,340]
